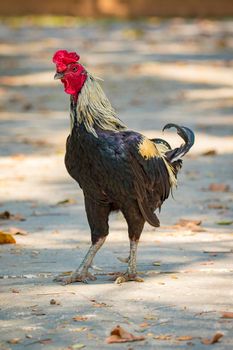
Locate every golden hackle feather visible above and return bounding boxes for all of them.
[76,74,126,136]
[155,142,177,188]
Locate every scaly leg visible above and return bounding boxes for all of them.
[54,237,106,285]
[115,240,144,284]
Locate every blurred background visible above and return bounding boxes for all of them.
[0,3,233,348]
[0,2,232,232]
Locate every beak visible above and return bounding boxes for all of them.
[54,72,64,80]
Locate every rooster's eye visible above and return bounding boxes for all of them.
[72,67,78,72]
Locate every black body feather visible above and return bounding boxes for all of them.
[65,121,189,243]
[64,77,195,246]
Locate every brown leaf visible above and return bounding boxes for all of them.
[11,154,26,160]
[170,275,178,279]
[72,327,88,332]
[221,312,233,319]
[176,336,193,341]
[190,227,206,232]
[50,299,60,305]
[202,150,217,156]
[106,325,145,344]
[56,198,76,206]
[144,314,156,320]
[174,218,205,232]
[73,315,88,322]
[92,302,108,308]
[7,338,21,344]
[139,322,149,328]
[39,338,53,345]
[0,232,16,244]
[208,203,227,210]
[201,332,223,345]
[153,334,172,340]
[177,219,202,227]
[0,210,11,219]
[208,183,230,192]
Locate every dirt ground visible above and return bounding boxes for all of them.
[0,18,233,350]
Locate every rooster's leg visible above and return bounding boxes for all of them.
[54,237,106,285]
[115,240,144,284]
[115,205,145,284]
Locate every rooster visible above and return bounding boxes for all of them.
[53,50,194,284]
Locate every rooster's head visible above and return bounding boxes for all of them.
[53,50,87,95]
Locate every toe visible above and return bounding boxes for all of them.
[87,272,97,281]
[54,271,97,285]
[114,274,144,284]
[134,276,144,282]
[115,276,128,284]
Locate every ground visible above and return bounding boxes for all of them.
[0,18,233,350]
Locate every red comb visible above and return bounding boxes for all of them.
[53,50,80,72]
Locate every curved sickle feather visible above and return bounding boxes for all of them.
[163,123,195,147]
[162,123,195,162]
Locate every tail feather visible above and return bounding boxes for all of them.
[162,123,195,163]
[137,198,160,227]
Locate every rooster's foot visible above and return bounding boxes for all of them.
[54,271,96,285]
[115,273,144,284]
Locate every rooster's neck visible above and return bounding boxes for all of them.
[69,74,126,137]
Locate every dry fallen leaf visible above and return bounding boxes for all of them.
[92,302,108,308]
[177,219,202,227]
[106,325,145,344]
[170,275,178,279]
[56,198,76,206]
[25,334,33,339]
[50,299,60,305]
[39,338,53,345]
[221,312,233,319]
[11,154,26,161]
[176,335,193,341]
[139,322,149,328]
[208,183,230,192]
[0,211,11,219]
[7,338,21,344]
[73,315,88,322]
[208,203,227,210]
[144,314,156,320]
[153,334,172,340]
[0,232,16,244]
[68,344,86,349]
[202,150,217,156]
[201,332,223,345]
[174,218,205,232]
[11,288,20,293]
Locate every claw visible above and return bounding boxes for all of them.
[90,264,102,271]
[115,273,144,284]
[54,271,96,285]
